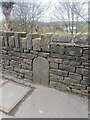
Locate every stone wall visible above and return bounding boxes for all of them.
[0,31,89,96]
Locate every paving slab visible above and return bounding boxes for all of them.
[15,85,88,118]
[0,82,31,113]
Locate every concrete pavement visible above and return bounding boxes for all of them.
[0,79,88,118]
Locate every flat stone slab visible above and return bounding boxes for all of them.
[0,79,8,86]
[33,57,49,86]
[0,82,31,113]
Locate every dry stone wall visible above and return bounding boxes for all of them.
[0,31,89,96]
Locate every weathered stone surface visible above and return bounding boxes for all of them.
[41,33,52,52]
[0,81,30,113]
[82,76,88,86]
[24,74,33,80]
[33,57,49,86]
[14,32,27,48]
[3,32,14,47]
[64,77,81,84]
[21,53,37,59]
[32,38,41,51]
[59,64,75,72]
[10,60,20,67]
[39,52,50,58]
[69,72,82,80]
[21,38,27,49]
[50,53,60,58]
[19,69,32,80]
[1,32,88,96]
[50,81,70,91]
[51,34,72,43]
[29,33,40,39]
[8,36,15,47]
[23,59,32,65]
[65,46,82,56]
[50,73,63,82]
[9,51,21,57]
[13,67,21,73]
[21,63,32,70]
[50,62,58,69]
[48,58,62,63]
[0,79,8,86]
[62,60,81,67]
[72,89,82,94]
[50,44,65,54]
[26,33,32,49]
[30,50,38,55]
[73,35,88,45]
[76,68,88,76]
[72,84,86,90]
[0,36,4,47]
[50,69,68,77]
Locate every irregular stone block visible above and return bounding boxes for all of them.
[41,33,52,52]
[50,53,59,58]
[65,46,82,56]
[82,76,88,86]
[48,58,62,63]
[23,59,32,65]
[72,89,82,94]
[32,38,41,51]
[3,32,14,47]
[39,52,50,58]
[21,63,32,70]
[30,33,40,39]
[50,73,63,82]
[9,51,20,58]
[26,33,39,50]
[14,32,27,48]
[14,67,21,73]
[69,72,82,80]
[50,81,70,91]
[21,53,37,59]
[24,74,33,80]
[20,69,32,76]
[0,36,4,48]
[64,77,81,84]
[8,36,15,47]
[73,84,86,90]
[51,34,72,43]
[76,68,88,76]
[30,50,38,55]
[50,62,58,69]
[26,33,32,50]
[73,35,88,45]
[50,44,65,54]
[50,69,68,77]
[59,64,75,72]
[10,60,20,67]
[21,38,27,49]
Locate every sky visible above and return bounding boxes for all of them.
[0,0,88,22]
[0,0,57,22]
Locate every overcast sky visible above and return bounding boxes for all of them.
[0,0,57,22]
[0,0,88,22]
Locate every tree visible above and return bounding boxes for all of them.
[53,0,88,35]
[1,2,15,30]
[12,0,50,33]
